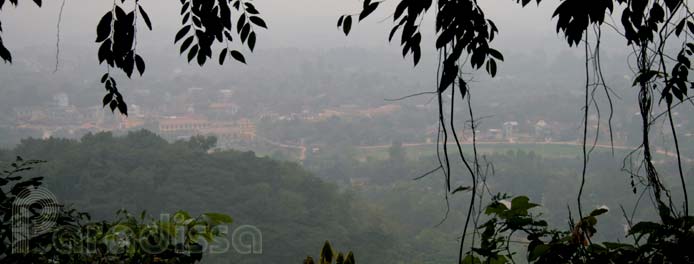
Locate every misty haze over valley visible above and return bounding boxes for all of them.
[1,0,693,263]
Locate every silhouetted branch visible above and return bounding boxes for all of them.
[384,91,437,101]
[53,0,67,73]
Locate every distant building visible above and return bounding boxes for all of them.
[488,129,503,140]
[206,102,240,120]
[317,104,401,120]
[503,121,518,141]
[53,93,69,107]
[157,116,256,145]
[534,120,552,141]
[158,116,212,137]
[13,105,82,126]
[350,177,369,188]
[219,89,234,98]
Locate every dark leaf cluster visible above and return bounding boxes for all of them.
[100,73,128,115]
[0,0,43,63]
[550,0,616,46]
[303,241,356,264]
[340,0,501,93]
[465,195,694,264]
[176,0,266,67]
[95,0,154,115]
[96,1,149,78]
[660,41,694,104]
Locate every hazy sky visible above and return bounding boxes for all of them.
[1,0,634,106]
[0,0,572,55]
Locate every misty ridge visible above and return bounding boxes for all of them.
[1,0,694,263]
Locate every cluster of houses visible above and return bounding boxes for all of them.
[6,91,257,146]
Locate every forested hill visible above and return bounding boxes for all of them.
[0,130,395,263]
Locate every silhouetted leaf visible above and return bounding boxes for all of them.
[139,6,152,30]
[320,241,333,263]
[413,46,421,65]
[102,93,113,107]
[181,2,189,14]
[197,49,207,65]
[244,2,259,14]
[486,59,497,77]
[96,12,112,42]
[343,16,352,36]
[123,54,135,77]
[452,186,471,194]
[388,25,399,41]
[439,62,457,92]
[359,2,379,21]
[488,48,504,61]
[220,2,232,29]
[528,244,550,262]
[304,256,315,264]
[230,50,246,64]
[188,45,198,62]
[180,36,194,54]
[240,24,250,43]
[590,208,608,217]
[115,6,126,20]
[117,100,127,116]
[249,16,267,29]
[192,16,201,27]
[248,32,256,51]
[459,78,467,98]
[650,4,664,23]
[1,44,15,63]
[394,1,407,20]
[175,25,191,43]
[345,252,355,264]
[488,19,498,41]
[436,28,454,49]
[237,14,246,33]
[135,54,145,75]
[675,19,686,36]
[628,221,660,236]
[109,100,117,112]
[470,50,486,69]
[203,213,233,224]
[98,39,111,63]
[105,78,114,90]
[633,70,660,86]
[510,196,538,212]
[219,48,227,65]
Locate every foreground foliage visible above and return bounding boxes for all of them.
[1,131,396,263]
[303,241,356,264]
[463,195,694,264]
[1,157,232,263]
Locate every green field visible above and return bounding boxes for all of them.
[355,142,656,161]
[254,141,676,163]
